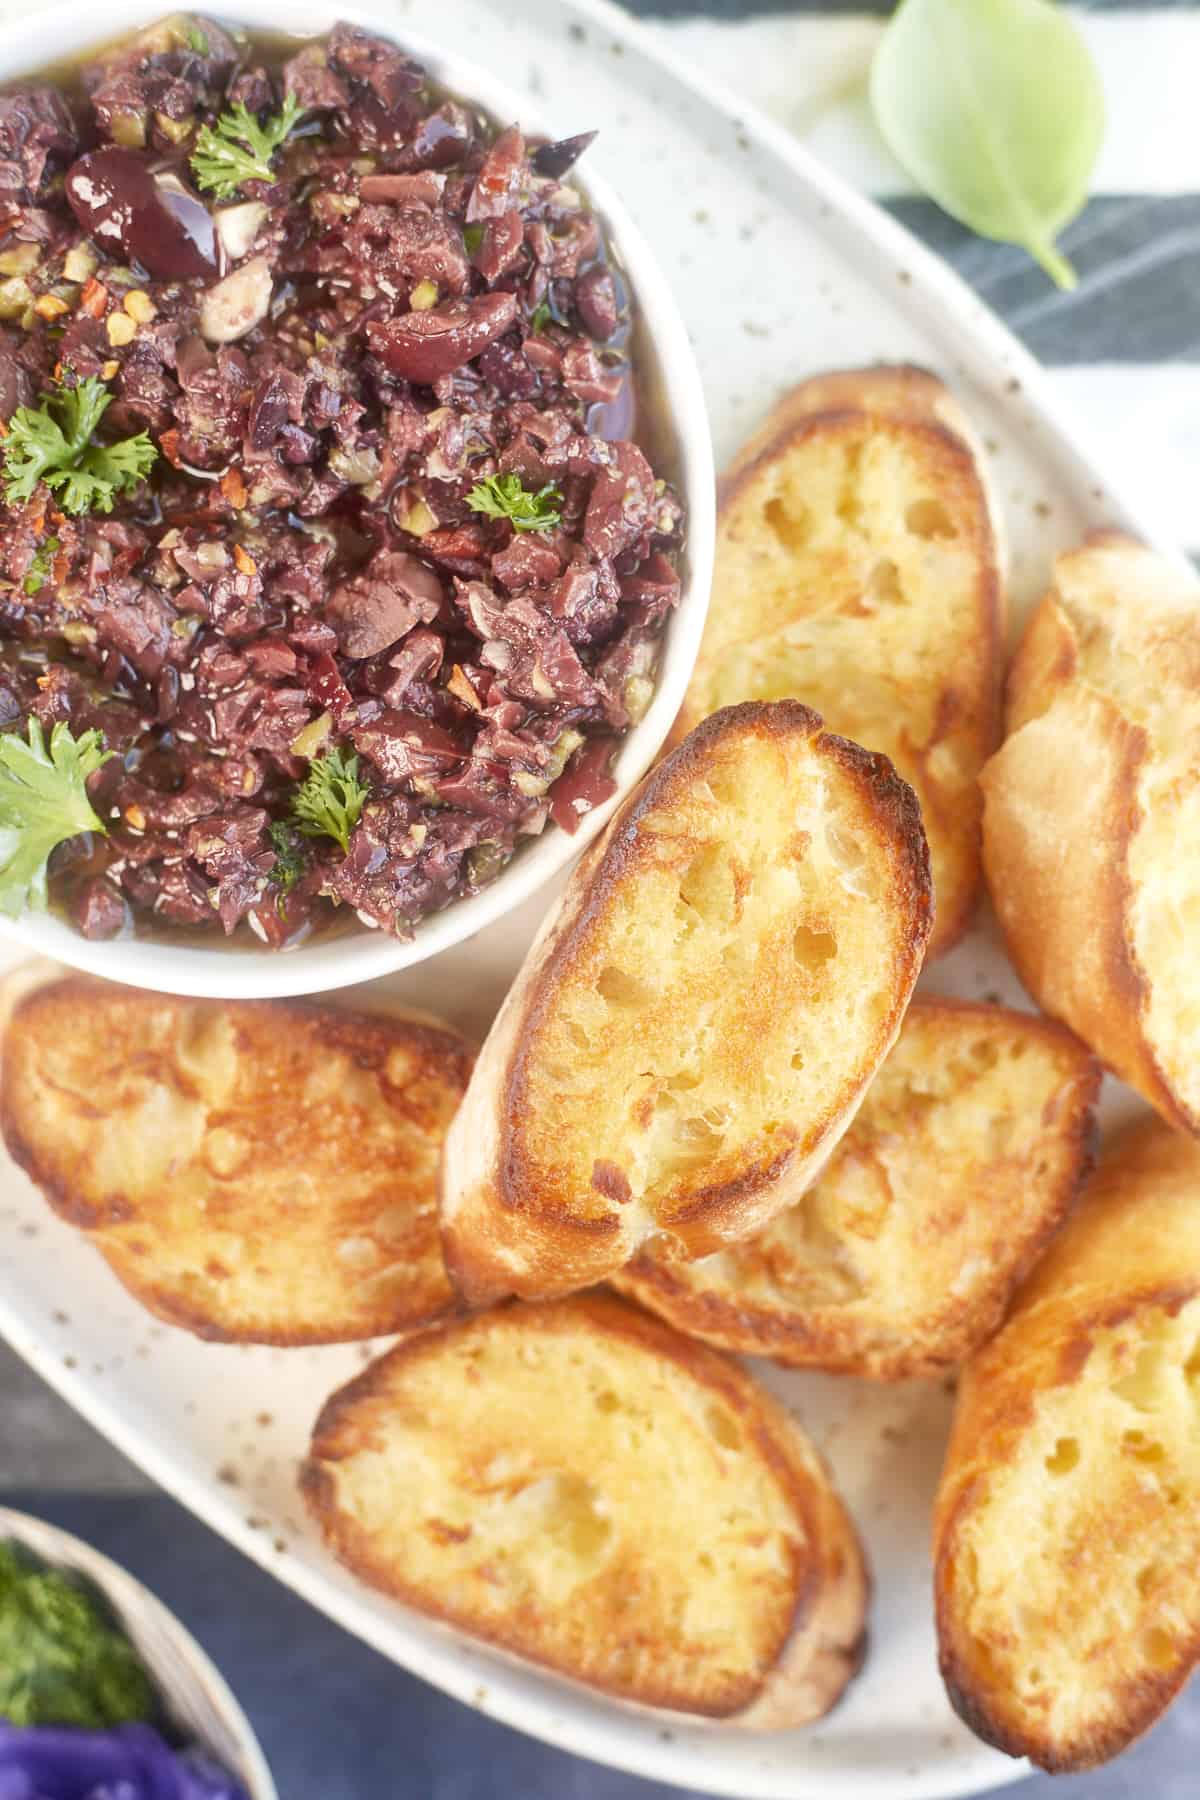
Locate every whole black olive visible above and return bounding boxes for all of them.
[64,149,216,281]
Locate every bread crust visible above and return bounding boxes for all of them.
[678,363,1005,957]
[617,999,1099,1378]
[0,975,472,1344]
[441,700,932,1306]
[302,1290,868,1724]
[981,532,1200,1131]
[934,1117,1200,1771]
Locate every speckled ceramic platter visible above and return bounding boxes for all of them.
[0,0,1175,1795]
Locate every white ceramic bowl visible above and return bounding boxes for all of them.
[0,1505,278,1798]
[0,0,714,998]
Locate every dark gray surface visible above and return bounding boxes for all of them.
[3,0,1200,1795]
[884,196,1200,365]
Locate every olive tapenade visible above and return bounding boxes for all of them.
[0,16,685,946]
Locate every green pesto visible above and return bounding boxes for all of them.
[0,1540,157,1728]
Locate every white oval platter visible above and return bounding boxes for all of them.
[0,0,1174,1795]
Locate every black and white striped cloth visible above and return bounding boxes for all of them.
[629,0,1200,565]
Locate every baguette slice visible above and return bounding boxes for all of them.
[0,976,471,1344]
[441,700,932,1305]
[677,365,1004,957]
[981,533,1200,1132]
[302,1290,868,1723]
[618,1000,1099,1379]
[935,1117,1200,1772]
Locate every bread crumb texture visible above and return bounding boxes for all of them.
[514,703,930,1259]
[684,366,1001,955]
[619,999,1098,1377]
[0,979,470,1343]
[303,1293,866,1719]
[935,1118,1200,1771]
[984,534,1200,1129]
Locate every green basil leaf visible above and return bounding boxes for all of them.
[870,0,1105,289]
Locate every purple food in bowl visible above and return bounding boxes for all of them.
[0,1723,248,1799]
[0,1511,275,1800]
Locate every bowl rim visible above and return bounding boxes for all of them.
[0,0,715,998]
[0,1503,279,1800]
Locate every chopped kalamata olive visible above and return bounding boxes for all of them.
[365,291,517,382]
[7,21,682,951]
[0,325,32,421]
[154,171,218,271]
[532,131,598,180]
[198,254,273,344]
[73,874,131,939]
[575,263,620,341]
[328,552,446,658]
[359,171,445,207]
[467,125,526,224]
[410,102,474,169]
[586,367,636,443]
[472,210,524,283]
[549,736,618,833]
[64,149,215,279]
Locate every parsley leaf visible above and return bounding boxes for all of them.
[3,378,157,517]
[466,471,563,534]
[23,535,60,597]
[291,746,368,854]
[529,299,553,334]
[191,93,304,202]
[185,24,209,52]
[267,818,306,911]
[0,719,113,917]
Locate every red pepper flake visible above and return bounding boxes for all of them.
[80,277,108,320]
[159,428,182,470]
[220,467,247,510]
[233,544,257,576]
[549,737,618,834]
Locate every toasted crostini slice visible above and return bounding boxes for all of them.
[935,1116,1200,1771]
[677,365,1004,956]
[982,533,1200,1132]
[617,999,1099,1379]
[0,974,471,1344]
[440,700,932,1306]
[302,1290,868,1723]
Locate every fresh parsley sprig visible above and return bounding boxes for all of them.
[191,93,304,202]
[0,719,113,917]
[466,471,563,534]
[291,746,369,855]
[267,818,306,910]
[3,379,156,518]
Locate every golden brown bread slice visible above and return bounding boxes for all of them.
[617,999,1099,1379]
[301,1290,868,1723]
[981,532,1200,1132]
[0,975,472,1344]
[676,365,1004,957]
[440,700,932,1305]
[934,1116,1200,1772]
